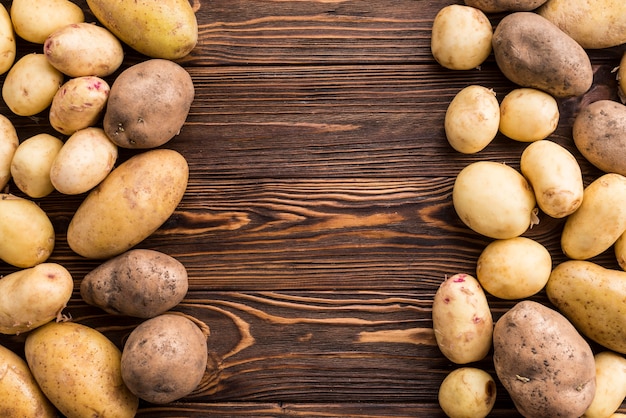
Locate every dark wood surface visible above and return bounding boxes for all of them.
[1,0,625,416]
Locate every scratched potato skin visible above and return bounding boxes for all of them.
[432,273,493,364]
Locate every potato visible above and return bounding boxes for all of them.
[615,232,626,270]
[50,127,117,195]
[561,173,626,260]
[0,343,57,418]
[520,140,583,218]
[80,249,189,318]
[453,161,537,239]
[11,133,63,198]
[619,53,626,102]
[438,367,496,418]
[67,148,189,259]
[49,76,110,135]
[499,88,559,142]
[86,0,198,60]
[476,237,551,299]
[538,0,626,49]
[547,260,626,354]
[493,300,596,418]
[432,273,493,364]
[0,263,73,335]
[10,0,84,44]
[583,351,626,418]
[121,313,208,404]
[44,22,124,78]
[2,53,64,116]
[0,4,16,75]
[445,85,500,154]
[464,0,548,13]
[431,5,492,71]
[0,194,55,268]
[25,321,139,418]
[0,114,18,190]
[573,100,626,177]
[492,12,593,98]
[103,59,195,149]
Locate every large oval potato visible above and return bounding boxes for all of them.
[492,12,593,98]
[493,300,596,418]
[0,263,73,335]
[0,114,18,190]
[547,260,626,354]
[103,59,195,149]
[10,133,64,198]
[10,0,84,44]
[25,321,139,418]
[86,0,198,60]
[0,194,55,268]
[0,343,57,417]
[583,351,626,418]
[49,76,110,135]
[0,4,16,75]
[464,0,548,13]
[81,249,189,318]
[67,148,189,259]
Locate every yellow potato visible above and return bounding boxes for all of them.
[438,367,496,418]
[49,76,110,135]
[25,321,139,418]
[86,0,198,60]
[615,231,626,270]
[445,85,500,154]
[453,161,537,239]
[10,0,84,44]
[0,343,57,417]
[0,194,55,268]
[520,140,583,218]
[432,273,493,364]
[476,237,551,300]
[2,53,64,116]
[619,52,626,102]
[50,127,118,195]
[0,263,73,335]
[0,114,18,190]
[431,5,492,71]
[499,88,559,142]
[583,351,626,418]
[67,149,189,259]
[0,4,16,75]
[10,133,64,198]
[561,173,626,260]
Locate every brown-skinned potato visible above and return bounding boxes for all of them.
[465,0,548,13]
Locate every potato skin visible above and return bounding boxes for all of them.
[49,76,110,135]
[493,300,595,418]
[499,88,559,142]
[0,114,18,190]
[492,12,592,98]
[465,0,548,13]
[583,351,626,418]
[121,313,208,404]
[438,367,496,418]
[10,0,84,44]
[10,133,64,198]
[547,260,626,354]
[67,148,189,259]
[0,4,16,75]
[81,249,189,318]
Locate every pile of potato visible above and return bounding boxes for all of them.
[0,0,213,416]
[431,1,626,417]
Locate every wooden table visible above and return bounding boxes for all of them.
[1,0,625,416]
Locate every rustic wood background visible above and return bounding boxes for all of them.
[0,0,625,416]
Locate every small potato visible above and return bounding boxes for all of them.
[25,321,139,418]
[476,237,551,300]
[0,263,73,335]
[547,260,626,354]
[573,100,626,176]
[438,367,496,418]
[44,22,124,78]
[499,88,559,142]
[2,53,64,116]
[11,133,64,198]
[0,344,57,417]
[49,76,110,135]
[615,231,626,270]
[453,161,537,239]
[10,0,84,44]
[445,85,500,154]
[619,53,626,102]
[50,127,117,195]
[464,0,548,13]
[121,313,209,404]
[103,59,195,149]
[492,12,593,98]
[431,5,493,71]
[0,4,16,75]
[561,173,626,260]
[520,140,583,218]
[0,114,18,190]
[0,194,55,268]
[493,300,596,418]
[432,273,493,364]
[80,249,189,318]
[583,351,626,418]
